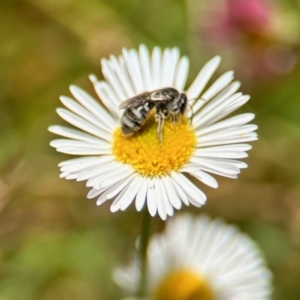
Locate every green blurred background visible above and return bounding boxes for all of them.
[1,0,300,299]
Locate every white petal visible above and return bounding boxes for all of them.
[101,58,126,101]
[201,71,234,100]
[86,172,110,188]
[59,96,113,137]
[51,139,111,155]
[100,167,134,188]
[181,166,218,188]
[174,56,189,91]
[69,85,116,129]
[77,161,117,181]
[139,44,152,91]
[91,80,120,119]
[154,178,167,220]
[171,172,206,207]
[197,133,258,148]
[122,48,144,94]
[190,157,241,176]
[158,179,174,217]
[64,174,79,180]
[49,125,105,144]
[151,47,162,89]
[106,173,136,199]
[59,156,104,168]
[203,157,247,169]
[193,82,241,128]
[192,71,235,114]
[170,178,190,206]
[161,48,179,87]
[196,113,255,137]
[198,125,258,143]
[87,187,107,199]
[56,108,112,142]
[120,177,143,211]
[96,175,134,206]
[60,155,111,171]
[194,147,249,159]
[56,147,110,155]
[163,176,182,210]
[135,178,148,211]
[147,179,157,217]
[107,55,135,98]
[187,56,221,101]
[50,139,108,148]
[206,96,251,127]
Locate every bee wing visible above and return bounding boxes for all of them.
[149,88,174,102]
[119,92,151,109]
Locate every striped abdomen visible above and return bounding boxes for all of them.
[120,102,155,135]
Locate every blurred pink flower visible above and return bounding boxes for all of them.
[204,0,298,80]
[223,0,272,36]
[209,0,274,43]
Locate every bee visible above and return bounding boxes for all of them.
[119,87,188,142]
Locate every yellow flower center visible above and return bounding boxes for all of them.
[113,115,196,177]
[154,269,215,300]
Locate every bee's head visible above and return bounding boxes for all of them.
[167,93,187,115]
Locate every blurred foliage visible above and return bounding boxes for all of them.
[0,0,300,299]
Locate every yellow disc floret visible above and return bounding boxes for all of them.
[154,269,215,300]
[113,115,196,177]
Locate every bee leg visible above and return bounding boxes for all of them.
[173,113,180,130]
[170,114,176,130]
[156,113,164,143]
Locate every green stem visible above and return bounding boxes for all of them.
[137,208,154,297]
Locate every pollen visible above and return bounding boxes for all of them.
[154,269,215,300]
[113,115,196,177]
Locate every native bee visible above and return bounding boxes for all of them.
[119,87,188,142]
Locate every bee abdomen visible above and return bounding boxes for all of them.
[121,103,154,135]
[120,115,138,135]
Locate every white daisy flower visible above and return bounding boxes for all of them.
[113,214,272,300]
[49,45,257,220]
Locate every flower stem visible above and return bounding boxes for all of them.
[137,208,154,297]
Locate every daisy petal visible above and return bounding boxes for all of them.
[147,180,157,217]
[181,166,218,189]
[101,58,126,101]
[158,179,174,217]
[69,85,116,129]
[193,82,241,128]
[196,113,255,137]
[139,44,152,91]
[49,126,104,143]
[151,47,162,89]
[154,178,167,220]
[163,176,182,210]
[122,48,144,94]
[171,172,206,207]
[174,56,189,91]
[120,177,143,211]
[187,56,221,101]
[56,108,112,142]
[135,178,148,211]
[107,55,135,98]
[90,79,120,118]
